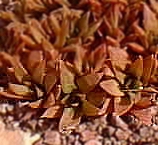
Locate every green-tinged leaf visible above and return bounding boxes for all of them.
[114,97,134,116]
[81,99,100,116]
[41,105,63,118]
[84,19,102,38]
[128,56,143,79]
[77,73,103,93]
[32,60,46,84]
[0,91,32,100]
[29,25,45,44]
[44,69,58,94]
[59,107,81,134]
[60,61,77,93]
[100,79,124,97]
[78,11,90,36]
[142,55,155,85]
[8,83,33,96]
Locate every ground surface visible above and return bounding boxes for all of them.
[0,102,158,145]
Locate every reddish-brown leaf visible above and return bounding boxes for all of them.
[44,69,58,94]
[108,46,130,71]
[20,34,37,48]
[102,65,115,77]
[100,79,124,97]
[12,56,29,83]
[54,14,69,48]
[135,92,153,109]
[130,107,154,125]
[132,22,149,48]
[78,11,90,37]
[114,97,134,116]
[29,19,47,38]
[49,14,61,36]
[127,43,145,54]
[83,19,102,38]
[98,98,111,115]
[108,46,130,84]
[150,0,158,14]
[43,92,56,108]
[87,89,106,107]
[74,45,85,73]
[29,99,43,108]
[41,105,63,118]
[0,91,32,100]
[143,3,158,35]
[93,43,107,72]
[41,39,59,60]
[29,25,45,44]
[106,36,120,47]
[27,50,43,73]
[32,60,46,84]
[8,83,33,96]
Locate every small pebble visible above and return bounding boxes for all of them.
[85,139,102,145]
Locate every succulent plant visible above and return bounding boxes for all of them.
[0,0,157,133]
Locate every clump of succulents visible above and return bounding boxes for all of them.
[0,0,157,133]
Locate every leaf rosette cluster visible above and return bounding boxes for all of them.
[0,0,157,133]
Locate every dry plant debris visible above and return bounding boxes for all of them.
[0,0,158,134]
